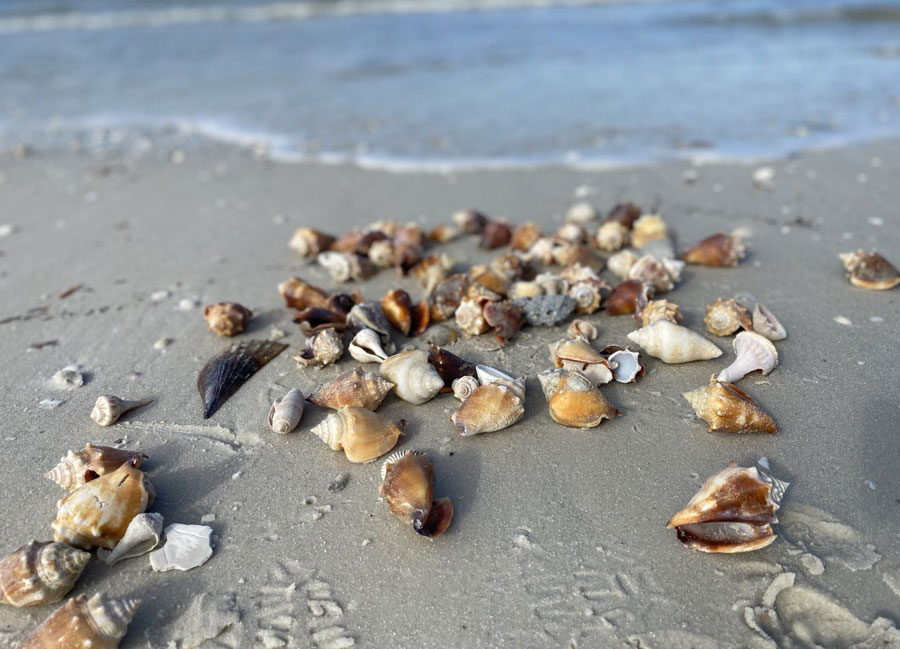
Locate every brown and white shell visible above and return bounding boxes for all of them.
[381,289,429,337]
[411,254,455,295]
[379,350,445,405]
[52,464,155,550]
[44,444,148,493]
[538,369,620,428]
[379,450,453,537]
[480,220,513,249]
[17,592,141,649]
[90,396,153,427]
[454,297,489,336]
[427,345,476,391]
[607,280,652,315]
[288,227,335,258]
[704,298,752,336]
[293,327,344,367]
[838,250,900,290]
[450,381,524,436]
[682,233,746,267]
[452,209,488,234]
[511,222,542,252]
[429,273,468,321]
[683,376,777,434]
[309,406,405,463]
[451,376,480,401]
[568,279,606,315]
[0,541,90,607]
[636,298,682,327]
[607,249,640,280]
[483,300,524,342]
[595,221,629,252]
[278,277,330,311]
[307,367,394,411]
[550,338,614,385]
[317,251,376,283]
[203,302,252,337]
[627,321,722,364]
[605,202,641,228]
[627,254,683,292]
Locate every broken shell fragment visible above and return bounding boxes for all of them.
[451,375,480,401]
[0,541,90,607]
[682,233,746,267]
[604,347,645,383]
[203,302,252,337]
[683,376,777,434]
[567,319,599,342]
[717,331,778,383]
[838,250,900,290]
[551,338,614,385]
[90,396,152,426]
[595,220,629,252]
[450,381,525,436]
[380,451,453,537]
[627,321,722,364]
[198,340,288,418]
[293,327,344,367]
[538,369,619,428]
[427,345,476,391]
[149,524,213,572]
[307,367,394,411]
[606,280,651,315]
[97,513,163,566]
[17,592,140,649]
[278,277,330,311]
[268,388,305,433]
[317,251,376,283]
[288,227,335,258]
[483,300,524,342]
[380,350,445,404]
[44,444,148,493]
[453,209,488,234]
[667,462,787,552]
[480,220,512,249]
[310,406,405,463]
[753,303,787,341]
[704,298,752,337]
[348,328,391,364]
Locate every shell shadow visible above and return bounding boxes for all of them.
[431,446,481,533]
[242,308,293,337]
[147,458,238,530]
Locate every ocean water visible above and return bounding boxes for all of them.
[1,0,899,169]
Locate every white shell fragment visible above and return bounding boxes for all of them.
[267,388,304,434]
[97,513,164,566]
[149,524,213,572]
[51,365,84,390]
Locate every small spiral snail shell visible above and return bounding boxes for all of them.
[90,396,152,427]
[0,541,90,608]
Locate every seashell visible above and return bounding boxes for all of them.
[752,303,786,341]
[556,222,589,245]
[524,236,565,265]
[551,338,614,385]
[293,327,343,368]
[367,238,395,268]
[52,464,155,550]
[558,263,600,285]
[308,368,393,411]
[347,328,391,364]
[268,388,305,433]
[411,254,455,295]
[667,462,787,552]
[51,365,83,390]
[203,302,251,337]
[568,279,606,315]
[428,224,458,244]
[352,230,390,256]
[381,289,427,336]
[288,227,335,258]
[602,346,645,383]
[489,252,528,281]
[480,220,512,249]
[451,375,480,401]
[508,281,543,300]
[635,298,682,326]
[567,319,599,342]
[96,512,163,566]
[534,271,568,295]
[44,444,148,493]
[90,396,152,426]
[293,307,346,336]
[483,300,524,343]
[455,297,489,336]
[474,363,526,396]
[470,267,510,296]
[379,451,453,537]
[149,524,213,572]
[420,324,457,347]
[394,242,424,275]
[682,233,746,267]
[704,298,752,337]
[606,280,652,315]
[393,222,425,249]
[607,248,640,279]
[0,541,89,607]
[17,592,140,649]
[565,201,598,223]
[683,376,777,433]
[452,209,488,234]
[198,340,288,418]
[538,369,619,428]
[310,406,405,463]
[511,222,542,251]
[278,277,330,311]
[629,214,668,249]
[605,202,641,228]
[838,250,900,290]
[429,273,468,321]
[330,228,365,252]
[627,254,681,292]
[595,220,629,252]
[427,345,476,390]
[515,294,576,327]
[717,331,778,383]
[638,236,676,260]
[552,243,601,269]
[627,321,722,364]
[369,220,399,237]
[450,381,524,436]
[379,350,445,404]
[319,251,376,283]
[347,303,395,352]
[324,292,362,319]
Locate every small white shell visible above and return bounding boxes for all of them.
[267,388,304,434]
[608,349,642,383]
[451,376,480,401]
[348,328,390,363]
[97,513,163,566]
[752,303,787,341]
[379,350,444,405]
[149,524,213,572]
[90,396,152,426]
[565,201,598,223]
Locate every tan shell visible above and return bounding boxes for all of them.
[595,221,629,252]
[309,406,405,463]
[367,239,395,268]
[682,233,746,267]
[627,321,722,364]
[838,250,900,290]
[538,369,619,428]
[607,249,640,279]
[428,224,458,244]
[307,367,394,411]
[452,209,488,234]
[683,376,777,434]
[317,251,376,283]
[630,214,668,249]
[568,280,605,315]
[550,338,613,385]
[450,381,524,436]
[379,350,445,405]
[637,298,682,326]
[627,254,683,292]
[293,327,344,367]
[567,319,599,342]
[0,541,89,607]
[511,222,542,252]
[717,331,778,383]
[704,298,752,336]
[267,388,305,434]
[752,303,786,341]
[381,289,428,336]
[288,227,335,258]
[454,297,489,336]
[379,451,453,537]
[411,253,455,295]
[203,302,252,337]
[508,281,543,300]
[90,396,152,426]
[17,592,141,649]
[44,444,148,493]
[451,376,480,401]
[278,277,330,311]
[52,464,155,550]
[667,462,787,553]
[556,222,589,245]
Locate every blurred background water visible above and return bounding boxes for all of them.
[1,0,899,168]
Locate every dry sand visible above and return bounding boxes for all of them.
[0,141,898,648]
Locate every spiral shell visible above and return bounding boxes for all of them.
[379,451,453,537]
[0,541,89,607]
[288,227,335,258]
[450,381,525,436]
[293,327,344,367]
[317,251,376,283]
[307,368,394,411]
[90,396,152,426]
[379,350,445,405]
[455,297,489,336]
[309,406,405,463]
[18,592,141,649]
[203,302,252,337]
[268,388,305,434]
[451,376,480,401]
[538,368,619,428]
[348,328,391,363]
[595,220,629,252]
[683,376,777,434]
[44,444,148,493]
[627,254,683,292]
[636,298,682,327]
[704,298,752,337]
[626,321,722,364]
[682,233,746,267]
[565,201,598,223]
[568,280,605,315]
[567,319,599,342]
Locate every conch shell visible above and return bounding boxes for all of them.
[635,298,681,327]
[317,251,376,283]
[381,289,429,336]
[348,328,391,363]
[682,233,746,267]
[17,592,140,649]
[307,367,394,411]
[717,331,778,383]
[380,350,445,405]
[44,444,148,493]
[293,327,344,367]
[550,338,613,385]
[52,464,155,550]
[752,303,786,341]
[838,250,900,290]
[202,302,251,337]
[0,541,89,607]
[667,462,788,553]
[683,376,777,434]
[379,451,453,537]
[90,396,152,426]
[267,388,305,433]
[450,380,524,436]
[309,406,405,463]
[538,369,619,428]
[626,321,722,364]
[704,298,752,336]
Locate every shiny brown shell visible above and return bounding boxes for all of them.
[480,221,513,249]
[511,222,542,251]
[606,280,652,315]
[278,277,330,311]
[605,202,641,228]
[427,345,476,391]
[379,451,453,537]
[839,250,900,290]
[483,300,524,343]
[682,233,746,267]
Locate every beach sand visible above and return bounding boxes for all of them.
[0,141,898,648]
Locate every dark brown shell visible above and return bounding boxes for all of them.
[682,233,746,267]
[483,300,524,343]
[480,221,512,250]
[293,308,347,335]
[379,451,453,537]
[605,202,641,228]
[606,280,652,315]
[511,222,541,252]
[278,278,330,311]
[382,289,414,336]
[454,209,489,235]
[427,345,476,390]
[198,340,288,418]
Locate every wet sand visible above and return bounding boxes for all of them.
[0,141,898,648]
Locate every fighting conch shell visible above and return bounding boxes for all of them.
[44,444,148,493]
[0,541,90,607]
[538,369,620,428]
[379,450,454,537]
[307,367,394,411]
[450,378,525,436]
[683,376,777,434]
[17,592,141,649]
[310,406,405,463]
[379,350,444,405]
[667,462,788,553]
[267,388,305,434]
[626,321,722,364]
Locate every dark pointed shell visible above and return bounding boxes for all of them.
[198,340,288,418]
[483,300,524,343]
[427,345,476,390]
[0,541,90,607]
[293,308,347,336]
[480,221,512,250]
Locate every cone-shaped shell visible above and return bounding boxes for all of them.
[309,406,404,463]
[539,369,619,428]
[381,289,414,336]
[278,277,330,311]
[52,464,155,550]
[704,298,752,336]
[44,444,148,493]
[717,331,778,383]
[450,382,524,436]
[0,541,89,607]
[682,233,746,267]
[90,396,153,427]
[267,388,305,433]
[626,321,722,364]
[307,368,393,411]
[838,250,900,290]
[379,350,444,405]
[288,227,335,258]
[18,592,141,649]
[683,376,777,434]
[379,451,453,537]
[667,463,787,553]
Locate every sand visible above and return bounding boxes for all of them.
[0,140,898,648]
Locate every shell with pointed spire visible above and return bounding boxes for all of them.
[538,369,620,428]
[450,381,524,436]
[379,451,453,537]
[0,541,89,607]
[717,331,778,383]
[626,321,722,364]
[704,298,752,337]
[451,376,480,401]
[307,368,393,411]
[666,462,787,553]
[267,388,305,434]
[682,233,746,267]
[838,250,900,290]
[309,406,405,463]
[44,444,148,493]
[379,350,445,405]
[683,376,777,434]
[18,592,141,649]
[752,303,786,341]
[90,396,153,426]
